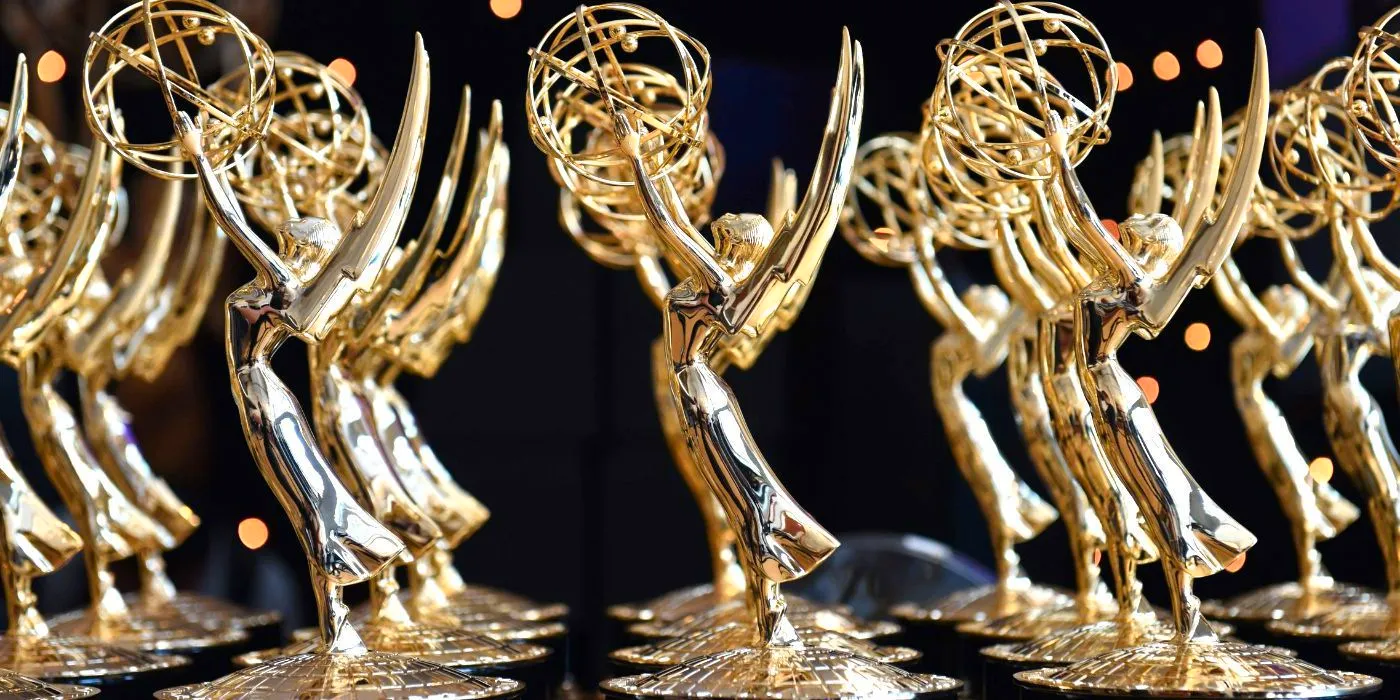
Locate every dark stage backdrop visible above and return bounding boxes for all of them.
[0,0,1395,684]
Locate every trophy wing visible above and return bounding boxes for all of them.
[720,30,864,336]
[284,34,431,337]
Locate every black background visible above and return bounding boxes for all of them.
[0,0,1397,685]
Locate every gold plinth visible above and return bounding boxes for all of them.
[124,592,281,632]
[47,607,248,653]
[0,669,98,698]
[891,583,1072,624]
[1015,640,1378,697]
[1201,582,1376,624]
[155,651,522,699]
[1340,636,1400,663]
[234,622,549,670]
[956,593,1117,642]
[0,634,189,681]
[611,621,920,668]
[1267,601,1397,641]
[608,584,826,625]
[981,618,1180,665]
[629,599,895,640]
[602,646,960,699]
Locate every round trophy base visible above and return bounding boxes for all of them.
[607,584,719,624]
[954,602,1117,700]
[608,620,921,675]
[1201,582,1376,640]
[154,651,524,699]
[0,669,98,699]
[890,583,1071,681]
[374,585,569,623]
[1267,601,1395,671]
[628,599,896,642]
[124,591,283,649]
[1339,638,1400,694]
[600,646,961,699]
[0,634,191,688]
[47,607,250,681]
[1013,640,1379,699]
[235,622,551,672]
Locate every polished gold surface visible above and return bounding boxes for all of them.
[80,1,527,695]
[528,6,955,698]
[610,622,919,669]
[0,672,96,699]
[628,598,898,641]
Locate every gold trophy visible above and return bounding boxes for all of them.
[1174,95,1376,633]
[81,1,524,696]
[1326,8,1400,680]
[526,3,896,658]
[0,56,189,694]
[917,2,1380,696]
[229,66,557,690]
[1263,52,1400,667]
[526,5,956,698]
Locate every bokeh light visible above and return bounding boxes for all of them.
[327,58,356,87]
[1113,62,1133,91]
[1309,457,1334,484]
[1137,376,1160,404]
[36,51,65,83]
[1153,52,1180,81]
[238,518,269,550]
[1184,322,1211,351]
[1196,39,1223,69]
[491,0,522,19]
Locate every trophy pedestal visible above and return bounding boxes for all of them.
[891,583,1071,681]
[1201,582,1375,644]
[1266,602,1394,671]
[237,626,556,698]
[0,634,193,698]
[1012,640,1379,699]
[600,646,961,699]
[125,591,284,650]
[48,607,251,681]
[1340,638,1400,693]
[607,620,921,678]
[0,670,98,699]
[154,651,524,699]
[626,599,889,642]
[977,620,1181,700]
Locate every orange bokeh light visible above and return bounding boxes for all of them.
[1137,376,1160,404]
[1309,457,1334,484]
[1226,551,1246,573]
[238,518,269,550]
[1153,52,1181,81]
[1197,40,1223,69]
[491,0,522,19]
[1184,322,1211,351]
[36,51,65,83]
[1113,62,1133,91]
[327,58,356,87]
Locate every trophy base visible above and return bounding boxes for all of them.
[628,598,896,642]
[124,591,283,649]
[0,634,191,690]
[1013,640,1379,698]
[1201,581,1376,639]
[607,584,719,624]
[608,620,921,676]
[0,669,99,699]
[890,583,1071,681]
[47,606,251,680]
[1340,638,1400,693]
[1266,601,1396,670]
[236,622,551,672]
[154,650,524,699]
[370,585,569,623]
[600,645,961,699]
[956,612,1099,700]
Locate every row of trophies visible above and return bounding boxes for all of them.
[0,0,1393,697]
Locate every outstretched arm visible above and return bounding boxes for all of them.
[614,113,730,293]
[175,112,295,291]
[910,222,988,341]
[1046,112,1146,283]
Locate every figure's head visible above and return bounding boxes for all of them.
[963,284,1011,324]
[275,217,342,276]
[712,213,774,280]
[1261,284,1308,333]
[1118,213,1183,277]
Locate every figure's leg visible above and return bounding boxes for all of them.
[741,555,798,648]
[1163,561,1211,643]
[312,561,365,655]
